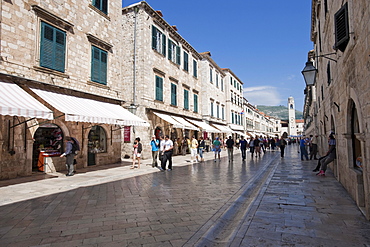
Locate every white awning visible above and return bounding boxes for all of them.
[212,124,233,133]
[229,124,245,131]
[153,112,184,129]
[0,82,53,119]
[31,88,149,126]
[171,116,199,130]
[185,119,220,133]
[234,131,245,136]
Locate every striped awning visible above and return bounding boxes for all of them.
[212,124,233,133]
[153,112,184,129]
[172,116,199,130]
[31,88,149,126]
[0,82,53,119]
[185,119,220,133]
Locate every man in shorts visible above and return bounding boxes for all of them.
[213,137,222,161]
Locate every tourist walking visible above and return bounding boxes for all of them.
[131,137,142,169]
[190,136,199,163]
[60,136,76,176]
[309,134,319,160]
[205,137,211,152]
[150,135,159,167]
[279,137,287,158]
[159,135,165,167]
[161,135,173,171]
[181,137,188,155]
[254,136,261,158]
[226,136,235,162]
[249,137,255,158]
[300,136,309,160]
[240,136,248,161]
[213,137,222,161]
[198,137,205,162]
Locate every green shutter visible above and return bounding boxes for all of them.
[91,46,107,84]
[156,76,163,101]
[184,89,189,109]
[152,26,157,49]
[171,83,177,106]
[168,40,172,60]
[183,52,188,71]
[194,94,198,113]
[162,34,166,56]
[40,22,65,72]
[176,46,180,65]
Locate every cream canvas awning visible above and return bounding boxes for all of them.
[153,112,184,129]
[186,119,220,133]
[229,124,245,131]
[171,116,199,131]
[0,82,53,119]
[212,124,233,133]
[31,88,149,126]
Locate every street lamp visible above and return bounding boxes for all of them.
[301,61,317,86]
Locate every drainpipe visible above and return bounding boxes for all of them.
[130,6,139,115]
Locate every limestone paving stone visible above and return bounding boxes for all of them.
[0,148,370,246]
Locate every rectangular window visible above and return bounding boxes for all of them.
[210,69,213,83]
[171,83,177,106]
[230,77,232,85]
[92,0,108,14]
[193,94,198,113]
[168,39,180,65]
[183,51,189,71]
[40,22,66,73]
[232,112,234,124]
[217,104,219,118]
[152,26,166,56]
[216,74,219,88]
[211,102,214,117]
[91,46,108,84]
[184,89,189,110]
[221,78,224,91]
[193,60,197,78]
[155,75,163,101]
[222,106,225,120]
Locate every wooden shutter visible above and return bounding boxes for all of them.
[156,76,163,101]
[194,94,198,113]
[168,40,172,60]
[171,83,177,106]
[91,46,107,84]
[162,34,166,56]
[184,89,189,109]
[152,26,157,50]
[334,3,349,52]
[183,52,188,71]
[102,0,108,14]
[176,46,180,65]
[54,29,66,72]
[40,22,65,72]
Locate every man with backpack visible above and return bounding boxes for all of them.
[60,136,79,176]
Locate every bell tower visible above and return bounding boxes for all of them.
[288,97,297,136]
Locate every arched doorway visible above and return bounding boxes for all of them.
[32,124,63,171]
[87,126,107,166]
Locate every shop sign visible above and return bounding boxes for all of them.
[124,126,131,143]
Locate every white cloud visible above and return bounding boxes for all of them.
[243,86,282,106]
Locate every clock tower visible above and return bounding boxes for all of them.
[288,96,297,136]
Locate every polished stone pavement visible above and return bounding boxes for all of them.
[0,146,369,247]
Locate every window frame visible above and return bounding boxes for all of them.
[183,51,189,71]
[152,25,166,56]
[92,0,108,15]
[193,94,198,113]
[193,59,198,78]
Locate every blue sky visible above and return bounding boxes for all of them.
[122,0,313,112]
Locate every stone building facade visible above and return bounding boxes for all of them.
[121,2,204,156]
[304,0,370,219]
[0,0,147,179]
